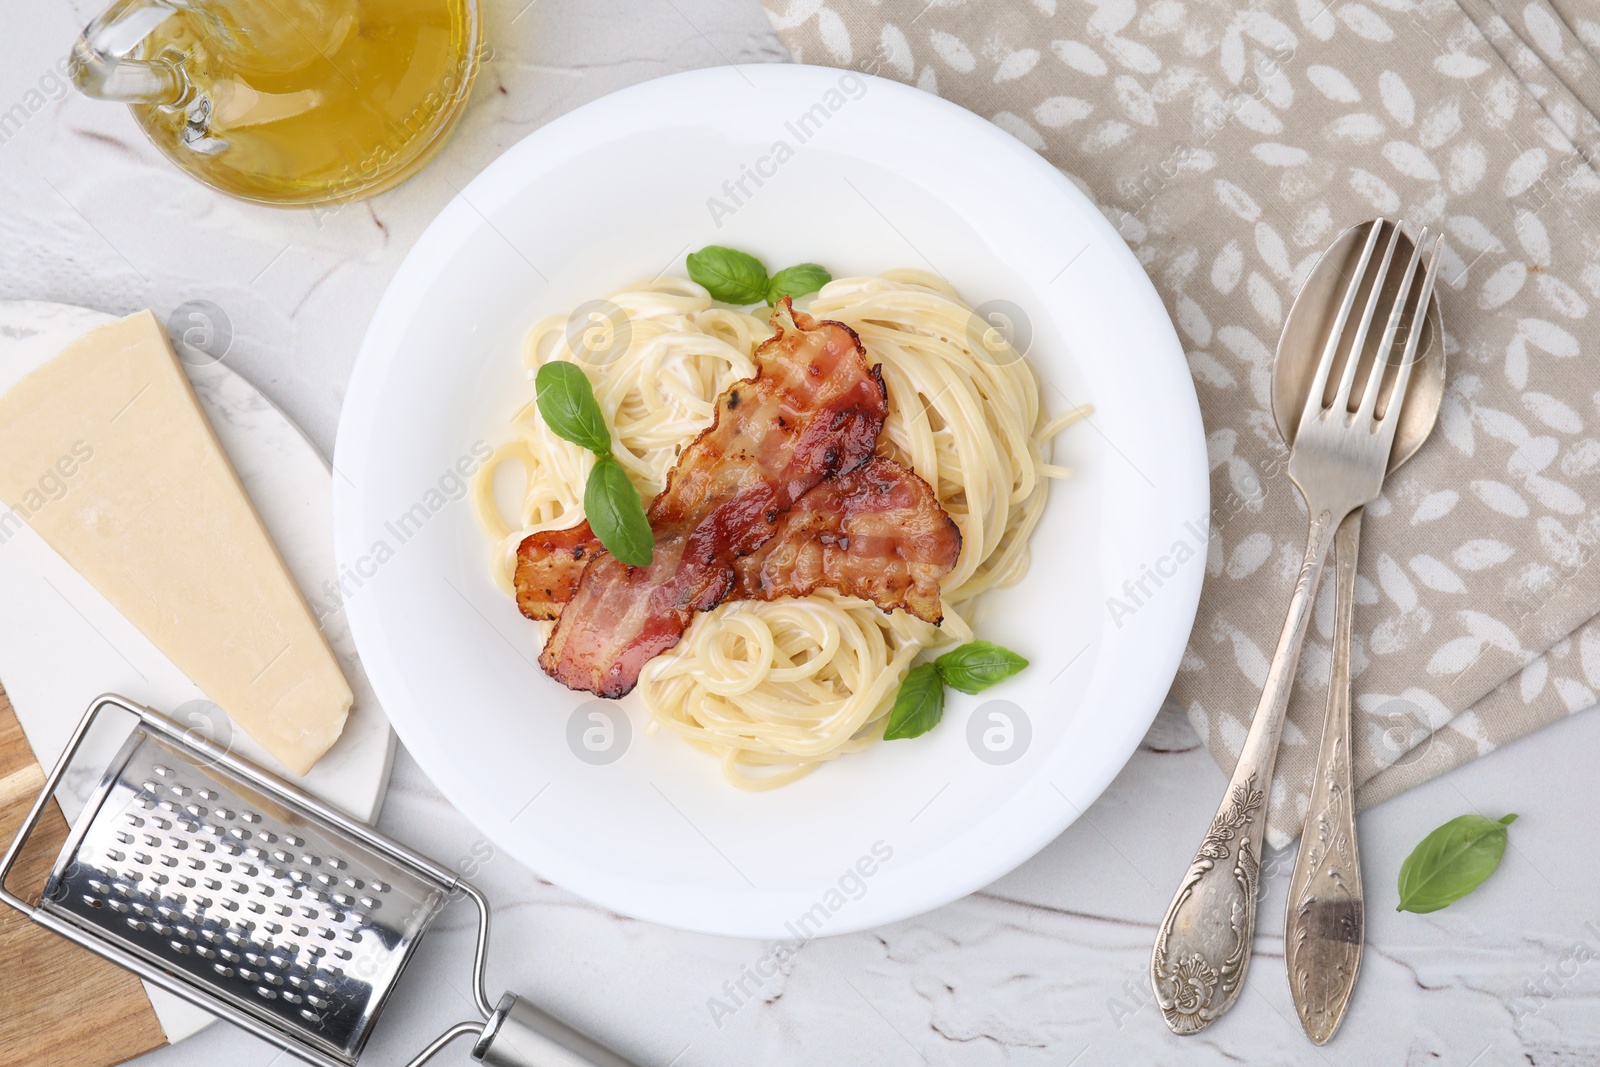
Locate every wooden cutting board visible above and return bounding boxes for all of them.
[0,683,167,1067]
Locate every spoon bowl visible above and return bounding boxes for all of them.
[1273,219,1446,462]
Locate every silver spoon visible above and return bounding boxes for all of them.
[1275,220,1445,1043]
[1150,218,1443,1035]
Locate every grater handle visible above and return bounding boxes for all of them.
[472,993,640,1067]
[444,882,640,1067]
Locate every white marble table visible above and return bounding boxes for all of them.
[6,2,1600,1064]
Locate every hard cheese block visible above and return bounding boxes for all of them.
[0,311,350,776]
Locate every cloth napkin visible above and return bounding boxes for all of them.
[762,0,1600,846]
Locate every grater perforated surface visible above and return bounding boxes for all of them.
[41,729,449,1065]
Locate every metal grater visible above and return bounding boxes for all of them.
[1,695,640,1067]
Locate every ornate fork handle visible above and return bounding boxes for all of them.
[1150,502,1346,1034]
[1285,508,1365,1043]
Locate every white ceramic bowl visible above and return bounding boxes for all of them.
[335,64,1207,937]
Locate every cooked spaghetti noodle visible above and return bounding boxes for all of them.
[472,271,1082,787]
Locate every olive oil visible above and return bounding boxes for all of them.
[133,0,479,205]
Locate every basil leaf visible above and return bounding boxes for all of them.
[934,641,1029,695]
[767,263,831,304]
[1396,813,1518,914]
[535,361,610,455]
[687,246,770,305]
[584,455,654,567]
[882,663,945,740]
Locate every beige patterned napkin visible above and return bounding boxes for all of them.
[763,0,1600,845]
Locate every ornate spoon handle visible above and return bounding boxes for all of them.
[1150,503,1343,1034]
[1285,508,1365,1044]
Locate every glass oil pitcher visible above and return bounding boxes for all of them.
[69,0,482,206]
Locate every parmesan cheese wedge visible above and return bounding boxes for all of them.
[0,311,351,775]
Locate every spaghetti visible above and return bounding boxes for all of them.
[472,271,1082,787]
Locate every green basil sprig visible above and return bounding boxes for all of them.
[686,245,831,307]
[1396,813,1518,914]
[687,246,769,305]
[535,362,611,454]
[584,456,653,567]
[767,263,830,304]
[882,664,945,741]
[935,641,1030,695]
[534,361,653,566]
[883,640,1029,740]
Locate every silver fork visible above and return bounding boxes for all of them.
[1150,221,1441,1035]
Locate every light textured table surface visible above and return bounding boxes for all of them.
[5,2,1600,1065]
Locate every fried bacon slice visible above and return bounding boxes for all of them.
[538,300,888,697]
[733,457,960,623]
[514,521,595,621]
[516,457,961,624]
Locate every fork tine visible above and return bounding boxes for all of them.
[1376,232,1442,445]
[1297,220,1386,440]
[1334,220,1405,414]
[1358,224,1428,423]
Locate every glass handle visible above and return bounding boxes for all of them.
[69,0,189,106]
